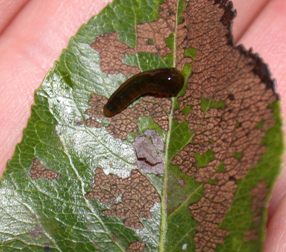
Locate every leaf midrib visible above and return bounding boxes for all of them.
[159,0,181,250]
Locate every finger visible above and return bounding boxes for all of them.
[0,0,112,176]
[264,194,286,252]
[232,0,270,41]
[0,0,29,34]
[237,0,286,219]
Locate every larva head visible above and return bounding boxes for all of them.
[151,68,184,95]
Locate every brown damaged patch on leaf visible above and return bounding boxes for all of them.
[176,22,193,71]
[30,158,59,180]
[136,0,176,57]
[189,183,236,251]
[85,93,171,140]
[126,241,145,252]
[172,0,278,250]
[85,168,160,229]
[251,180,269,223]
[91,32,140,76]
[91,0,179,75]
[243,229,259,242]
[176,6,193,71]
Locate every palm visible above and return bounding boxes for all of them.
[0,0,285,250]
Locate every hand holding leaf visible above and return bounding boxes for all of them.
[0,0,285,251]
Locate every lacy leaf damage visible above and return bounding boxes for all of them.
[243,180,269,242]
[30,158,59,180]
[171,0,277,251]
[85,168,160,229]
[84,0,277,251]
[126,241,145,252]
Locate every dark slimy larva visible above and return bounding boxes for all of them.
[103,68,184,117]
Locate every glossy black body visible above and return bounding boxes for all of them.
[103,68,184,117]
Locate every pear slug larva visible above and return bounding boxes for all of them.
[103,68,184,117]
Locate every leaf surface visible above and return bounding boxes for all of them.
[0,0,283,251]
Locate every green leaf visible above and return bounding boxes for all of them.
[0,0,283,251]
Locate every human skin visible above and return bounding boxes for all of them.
[0,0,285,250]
